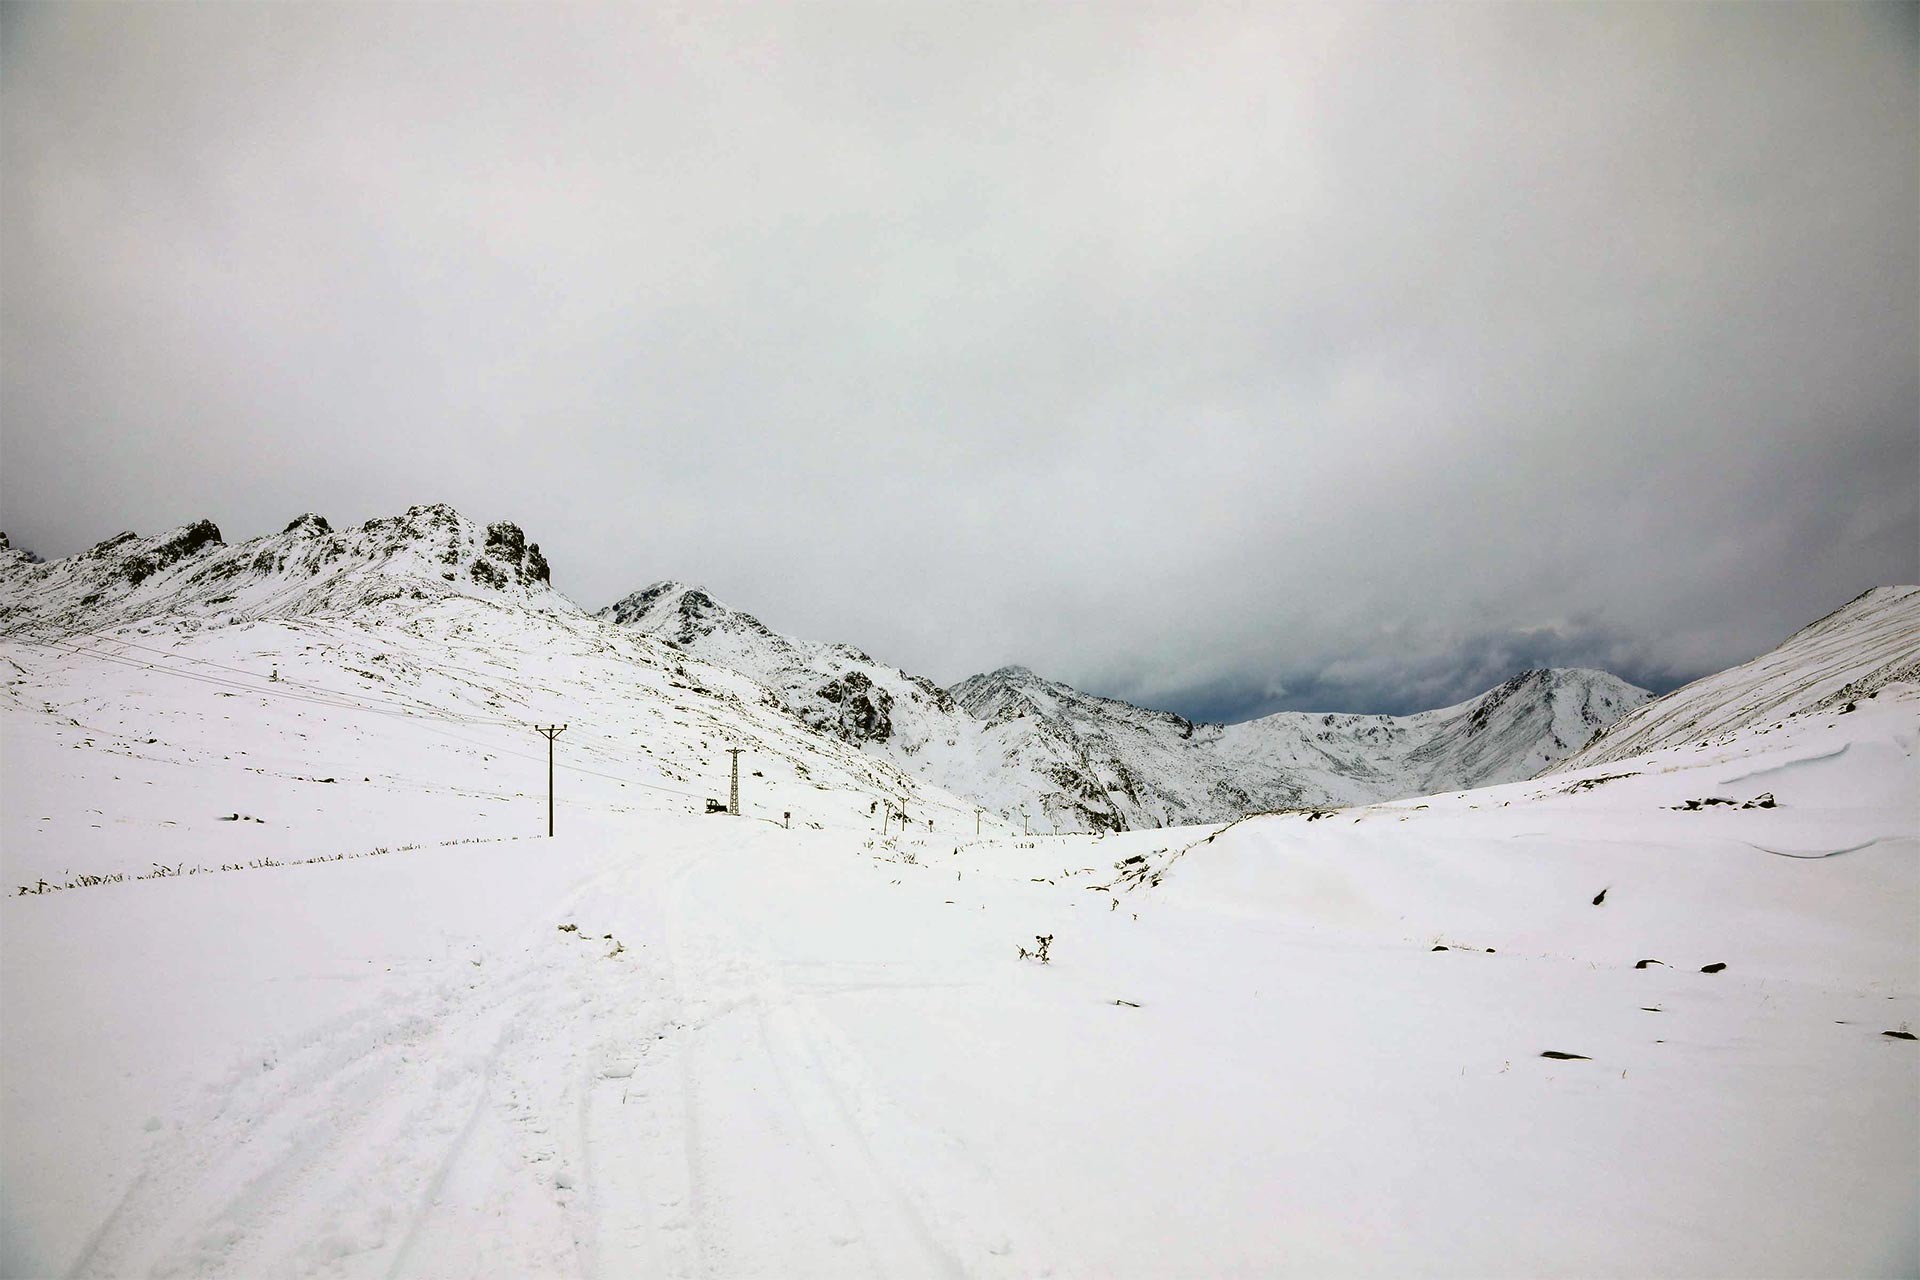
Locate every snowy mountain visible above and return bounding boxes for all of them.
[0,508,994,886]
[602,581,962,747]
[0,505,1654,834]
[956,661,1651,826]
[1559,584,1920,770]
[0,505,563,639]
[599,582,1110,829]
[602,581,1651,831]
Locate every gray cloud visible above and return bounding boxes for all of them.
[3,2,1914,721]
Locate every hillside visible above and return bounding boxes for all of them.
[605,581,1650,830]
[0,511,992,891]
[1560,585,1920,770]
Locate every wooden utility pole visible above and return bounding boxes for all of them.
[727,747,744,815]
[536,725,567,836]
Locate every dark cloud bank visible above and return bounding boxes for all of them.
[2,3,1914,722]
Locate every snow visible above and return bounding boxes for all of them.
[4,660,1915,1274]
[604,581,1653,832]
[0,602,993,891]
[1564,585,1920,769]
[3,517,1914,1275]
[0,506,562,642]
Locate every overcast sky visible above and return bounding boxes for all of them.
[3,3,1914,720]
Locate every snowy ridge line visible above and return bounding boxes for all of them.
[12,834,531,898]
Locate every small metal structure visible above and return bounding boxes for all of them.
[726,747,745,815]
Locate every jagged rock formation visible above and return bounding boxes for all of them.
[601,582,955,744]
[1555,585,1920,770]
[0,504,558,638]
[1,531,48,565]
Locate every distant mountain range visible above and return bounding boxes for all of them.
[601,580,1650,830]
[18,505,1907,834]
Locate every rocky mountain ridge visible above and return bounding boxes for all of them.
[0,505,558,638]
[603,579,1653,830]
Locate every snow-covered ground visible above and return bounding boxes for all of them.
[5,648,1915,1275]
[0,598,995,893]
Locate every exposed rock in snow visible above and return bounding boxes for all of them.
[0,504,562,638]
[0,531,46,565]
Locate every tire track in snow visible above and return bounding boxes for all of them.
[380,848,711,1279]
[580,849,711,1279]
[65,856,651,1278]
[667,857,985,1278]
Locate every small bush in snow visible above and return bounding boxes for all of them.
[1017,934,1053,964]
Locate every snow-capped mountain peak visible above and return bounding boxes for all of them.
[0,503,563,638]
[601,581,783,651]
[598,583,954,749]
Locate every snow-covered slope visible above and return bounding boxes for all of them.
[603,581,1651,831]
[1560,585,1920,770]
[0,505,563,639]
[603,581,964,747]
[4,672,1912,1277]
[603,584,1159,831]
[0,512,997,892]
